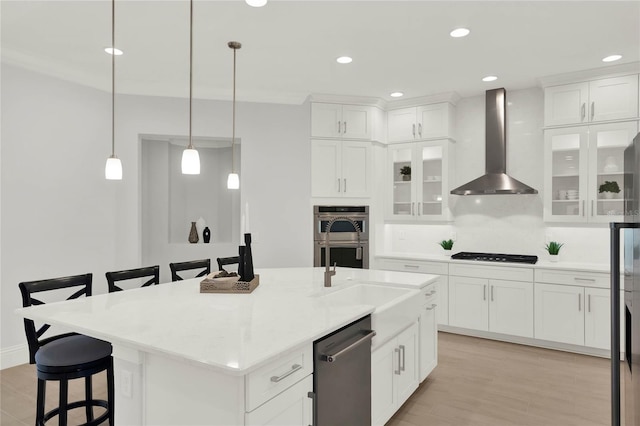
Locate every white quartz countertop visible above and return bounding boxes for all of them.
[15,267,437,376]
[376,252,613,274]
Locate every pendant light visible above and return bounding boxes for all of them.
[181,0,200,175]
[227,41,241,190]
[105,0,122,180]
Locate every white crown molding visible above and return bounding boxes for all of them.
[308,91,461,110]
[385,92,462,110]
[0,343,28,370]
[308,93,387,109]
[538,62,640,87]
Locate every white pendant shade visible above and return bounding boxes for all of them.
[246,0,267,7]
[105,156,123,180]
[227,173,240,189]
[181,147,200,174]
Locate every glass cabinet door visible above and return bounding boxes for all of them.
[390,145,415,217]
[420,145,443,216]
[544,127,588,222]
[589,121,638,222]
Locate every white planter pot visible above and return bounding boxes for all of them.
[549,254,559,262]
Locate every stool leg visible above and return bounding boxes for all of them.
[36,378,46,426]
[59,379,68,426]
[84,375,94,422]
[107,358,115,425]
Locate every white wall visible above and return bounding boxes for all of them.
[378,87,612,263]
[1,64,312,362]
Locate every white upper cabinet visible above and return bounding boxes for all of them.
[311,139,371,198]
[544,75,639,126]
[387,103,455,143]
[311,103,374,140]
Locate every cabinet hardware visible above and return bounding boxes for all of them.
[425,290,436,296]
[578,293,582,312]
[337,121,341,134]
[323,330,376,363]
[582,200,585,216]
[404,264,419,269]
[399,345,406,372]
[270,364,303,382]
[307,392,316,426]
[574,277,596,282]
[337,179,341,193]
[344,121,347,134]
[588,294,591,313]
[491,285,494,302]
[411,202,415,216]
[483,285,487,301]
[591,200,594,216]
[591,102,595,121]
[581,103,586,121]
[394,348,401,375]
[412,124,416,137]
[426,304,437,311]
[344,178,347,193]
[418,123,422,138]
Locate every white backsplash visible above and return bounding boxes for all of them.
[378,87,612,265]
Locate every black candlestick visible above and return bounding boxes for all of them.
[238,245,246,282]
[244,233,255,281]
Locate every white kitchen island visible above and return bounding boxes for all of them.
[15,267,438,425]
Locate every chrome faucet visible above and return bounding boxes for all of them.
[324,216,363,287]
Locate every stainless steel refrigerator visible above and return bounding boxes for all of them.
[612,132,640,426]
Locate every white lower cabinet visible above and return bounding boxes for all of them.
[244,375,312,426]
[371,322,419,426]
[585,287,611,349]
[419,295,438,382]
[449,276,533,338]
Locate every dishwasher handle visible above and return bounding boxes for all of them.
[322,330,376,363]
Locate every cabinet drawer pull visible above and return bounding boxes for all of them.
[574,277,596,282]
[399,345,406,372]
[394,348,401,375]
[425,290,436,296]
[404,264,419,269]
[581,103,586,121]
[426,304,437,311]
[270,364,303,382]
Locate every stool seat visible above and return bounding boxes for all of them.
[36,335,112,372]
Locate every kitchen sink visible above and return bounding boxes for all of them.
[319,284,420,348]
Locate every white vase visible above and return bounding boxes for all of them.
[443,249,452,258]
[603,191,614,199]
[549,254,559,262]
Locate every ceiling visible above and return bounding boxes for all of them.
[2,1,639,104]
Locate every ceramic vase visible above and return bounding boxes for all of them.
[402,174,411,182]
[188,222,199,243]
[203,227,211,243]
[549,253,559,262]
[443,249,452,258]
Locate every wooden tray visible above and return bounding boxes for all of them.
[200,275,259,294]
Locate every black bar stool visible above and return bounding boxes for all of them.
[19,273,115,426]
[169,259,210,281]
[216,256,240,273]
[106,265,160,292]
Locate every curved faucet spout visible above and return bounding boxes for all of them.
[324,216,362,287]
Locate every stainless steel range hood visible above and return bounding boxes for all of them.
[450,88,538,195]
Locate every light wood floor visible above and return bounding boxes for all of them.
[1,332,610,425]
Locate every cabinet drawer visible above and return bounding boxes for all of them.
[535,269,609,288]
[245,375,312,425]
[245,345,313,412]
[449,264,533,282]
[377,258,448,275]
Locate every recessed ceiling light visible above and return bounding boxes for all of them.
[246,0,267,7]
[104,47,123,56]
[602,54,622,63]
[482,75,498,82]
[336,56,353,64]
[390,92,404,98]
[450,28,470,38]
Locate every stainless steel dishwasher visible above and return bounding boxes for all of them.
[312,315,375,426]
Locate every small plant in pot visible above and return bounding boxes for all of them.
[545,241,564,262]
[599,180,621,199]
[400,166,411,181]
[439,239,454,257]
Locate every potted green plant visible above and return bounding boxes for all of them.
[545,241,564,262]
[400,166,411,181]
[439,239,454,257]
[599,180,621,199]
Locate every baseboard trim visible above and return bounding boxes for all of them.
[1,343,28,369]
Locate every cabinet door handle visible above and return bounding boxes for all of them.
[412,124,416,137]
[418,123,422,138]
[483,284,487,301]
[491,285,494,302]
[344,121,347,134]
[581,103,586,121]
[425,290,436,296]
[394,348,401,375]
[337,178,341,193]
[591,101,595,121]
[591,200,594,216]
[578,293,582,312]
[426,304,437,311]
[307,391,316,426]
[411,202,415,216]
[399,345,406,372]
[588,294,591,313]
[343,178,346,193]
[271,364,303,382]
[338,121,341,134]
[582,200,585,217]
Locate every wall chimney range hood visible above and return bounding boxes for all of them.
[450,88,538,195]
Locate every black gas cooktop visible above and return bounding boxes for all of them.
[451,251,538,264]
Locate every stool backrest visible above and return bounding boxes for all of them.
[217,256,240,272]
[169,259,210,281]
[106,265,160,292]
[19,273,93,364]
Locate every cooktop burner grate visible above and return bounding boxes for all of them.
[451,251,538,264]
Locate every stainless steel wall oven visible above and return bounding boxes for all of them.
[313,206,369,269]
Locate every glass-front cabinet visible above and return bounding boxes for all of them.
[388,140,453,221]
[544,121,638,223]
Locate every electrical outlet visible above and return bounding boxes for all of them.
[121,370,133,398]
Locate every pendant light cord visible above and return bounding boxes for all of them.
[111,0,115,157]
[231,46,236,173]
[188,0,194,150]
